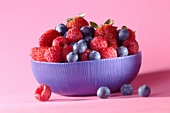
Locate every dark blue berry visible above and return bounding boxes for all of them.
[117,46,129,57]
[120,84,134,95]
[66,52,78,62]
[138,85,151,97]
[80,26,91,36]
[56,23,68,35]
[84,36,93,44]
[97,86,110,99]
[89,50,101,60]
[63,31,68,38]
[89,26,95,37]
[118,29,129,41]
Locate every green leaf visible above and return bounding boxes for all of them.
[122,26,127,29]
[79,13,86,18]
[104,19,111,24]
[89,21,98,28]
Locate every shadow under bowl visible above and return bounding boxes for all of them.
[31,52,142,96]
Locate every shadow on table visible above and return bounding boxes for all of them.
[111,69,170,98]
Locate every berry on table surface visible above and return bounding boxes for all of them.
[90,37,108,51]
[117,46,129,57]
[66,28,83,43]
[120,84,134,95]
[66,52,79,62]
[100,47,117,59]
[97,86,111,99]
[138,85,151,97]
[89,50,101,60]
[56,23,68,35]
[34,84,51,101]
[44,46,63,62]
[39,29,60,47]
[30,47,49,62]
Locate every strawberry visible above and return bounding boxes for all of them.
[44,46,63,62]
[30,47,49,62]
[122,40,139,55]
[79,49,91,61]
[52,36,69,47]
[66,28,83,43]
[39,29,60,47]
[62,46,73,62]
[66,13,89,30]
[100,47,117,59]
[90,36,108,52]
[34,84,51,101]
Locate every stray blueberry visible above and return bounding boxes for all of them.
[120,84,134,95]
[97,86,110,99]
[138,85,151,97]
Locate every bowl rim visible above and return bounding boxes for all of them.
[31,51,142,65]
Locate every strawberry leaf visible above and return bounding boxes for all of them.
[79,13,86,18]
[104,19,111,24]
[90,21,98,28]
[110,19,114,25]
[122,26,127,29]
[67,18,72,22]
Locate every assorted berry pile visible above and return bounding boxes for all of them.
[30,13,139,63]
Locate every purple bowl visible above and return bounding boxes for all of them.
[31,52,142,96]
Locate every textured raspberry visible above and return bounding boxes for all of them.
[105,37,118,49]
[126,28,136,41]
[39,29,60,47]
[30,47,49,62]
[90,37,108,51]
[44,46,63,62]
[66,28,83,43]
[100,47,117,59]
[79,49,91,61]
[34,84,51,101]
[122,40,139,55]
[52,36,69,47]
[66,17,89,29]
[62,46,73,62]
[95,24,118,39]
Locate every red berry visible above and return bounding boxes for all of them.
[105,37,118,49]
[62,46,73,62]
[100,47,117,59]
[30,47,49,62]
[66,17,89,30]
[126,28,136,41]
[52,36,69,47]
[34,84,51,101]
[39,29,60,47]
[44,46,63,62]
[79,49,91,61]
[90,36,108,51]
[122,40,139,55]
[66,28,83,43]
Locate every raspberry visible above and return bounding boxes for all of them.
[126,28,136,41]
[90,37,108,51]
[105,37,118,49]
[30,47,49,62]
[34,84,51,101]
[44,46,63,62]
[100,47,117,59]
[79,49,91,61]
[66,28,83,43]
[122,40,139,55]
[62,46,73,62]
[52,36,69,47]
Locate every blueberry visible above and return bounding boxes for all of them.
[97,86,110,99]
[89,26,95,37]
[117,46,129,57]
[63,31,68,38]
[84,36,93,44]
[70,42,76,46]
[56,23,68,35]
[80,26,91,36]
[66,52,78,62]
[73,40,87,54]
[89,50,101,60]
[118,29,129,41]
[138,85,151,97]
[120,84,134,95]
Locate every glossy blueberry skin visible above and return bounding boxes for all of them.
[89,50,101,60]
[66,52,78,62]
[89,26,95,37]
[81,26,91,36]
[138,85,151,97]
[120,84,134,95]
[70,42,76,46]
[118,29,129,41]
[73,40,87,54]
[97,86,110,99]
[117,46,129,57]
[84,36,93,44]
[63,31,68,38]
[56,23,68,35]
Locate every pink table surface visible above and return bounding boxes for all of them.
[0,0,170,113]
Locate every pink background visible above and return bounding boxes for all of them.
[0,0,170,112]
